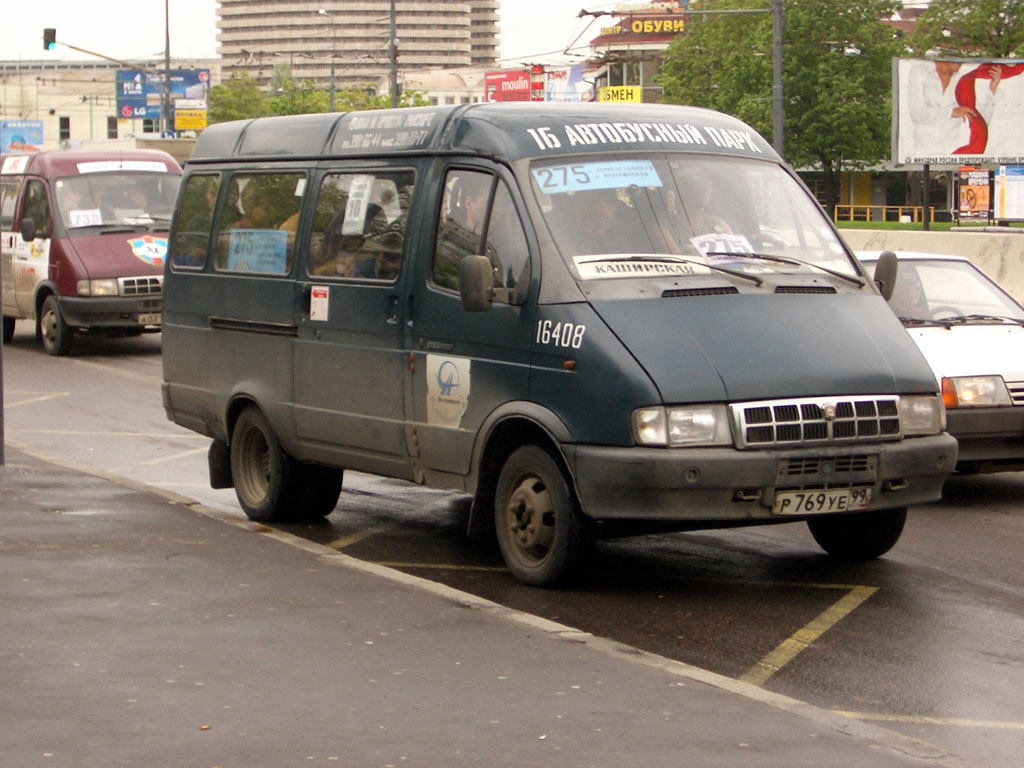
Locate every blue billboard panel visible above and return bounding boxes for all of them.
[1,121,44,152]
[116,69,210,120]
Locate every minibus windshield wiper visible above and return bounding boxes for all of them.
[702,251,865,288]
[592,255,763,287]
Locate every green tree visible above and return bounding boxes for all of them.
[208,72,272,124]
[910,0,1024,58]
[657,0,901,216]
[268,77,330,116]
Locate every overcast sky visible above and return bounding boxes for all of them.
[1,0,625,67]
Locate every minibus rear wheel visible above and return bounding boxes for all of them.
[39,295,73,356]
[807,507,907,561]
[2,316,14,344]
[494,445,589,587]
[231,406,302,523]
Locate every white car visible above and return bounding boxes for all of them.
[859,250,1024,474]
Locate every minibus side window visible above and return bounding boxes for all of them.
[483,181,530,301]
[434,169,528,303]
[171,174,220,268]
[22,180,50,235]
[0,180,18,230]
[307,170,414,281]
[214,172,305,275]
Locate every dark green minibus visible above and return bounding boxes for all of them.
[162,103,956,586]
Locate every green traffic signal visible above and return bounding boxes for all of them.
[43,28,56,51]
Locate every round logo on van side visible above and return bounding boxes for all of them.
[127,235,168,267]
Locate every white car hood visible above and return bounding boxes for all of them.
[907,324,1024,383]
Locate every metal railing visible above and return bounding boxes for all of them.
[834,205,935,223]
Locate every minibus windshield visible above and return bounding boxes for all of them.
[529,154,858,284]
[55,172,180,230]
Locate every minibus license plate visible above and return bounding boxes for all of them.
[773,488,871,515]
[138,313,162,326]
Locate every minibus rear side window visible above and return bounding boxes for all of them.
[171,173,220,268]
[215,172,306,275]
[307,170,414,281]
[0,180,18,230]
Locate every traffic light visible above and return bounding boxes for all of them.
[43,28,56,51]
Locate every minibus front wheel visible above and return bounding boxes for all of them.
[39,295,73,356]
[807,507,907,561]
[494,445,590,587]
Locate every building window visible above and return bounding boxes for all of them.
[107,117,118,139]
[143,118,158,133]
[59,117,70,141]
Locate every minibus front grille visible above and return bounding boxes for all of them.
[1006,381,1024,405]
[778,455,875,478]
[732,395,902,448]
[119,276,163,297]
[774,286,837,294]
[662,287,739,298]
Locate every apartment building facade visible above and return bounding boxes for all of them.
[217,0,500,92]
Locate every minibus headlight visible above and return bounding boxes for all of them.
[77,279,118,297]
[633,405,732,447]
[941,376,1011,409]
[899,394,945,436]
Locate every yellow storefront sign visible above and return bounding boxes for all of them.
[599,86,642,104]
[175,109,207,131]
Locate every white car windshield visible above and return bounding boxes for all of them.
[529,154,858,283]
[883,259,1024,324]
[55,172,180,229]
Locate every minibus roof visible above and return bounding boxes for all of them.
[187,103,778,165]
[0,149,181,177]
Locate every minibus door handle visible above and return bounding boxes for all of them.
[301,283,312,319]
[387,293,399,325]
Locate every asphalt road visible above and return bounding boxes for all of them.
[2,328,1022,767]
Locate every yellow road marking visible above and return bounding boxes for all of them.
[835,711,1024,730]
[374,562,508,572]
[109,446,209,472]
[739,585,878,687]
[4,392,71,408]
[326,526,395,550]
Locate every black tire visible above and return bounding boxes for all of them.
[2,316,14,344]
[296,464,343,520]
[807,507,907,561]
[494,445,589,587]
[39,295,73,356]
[230,406,301,522]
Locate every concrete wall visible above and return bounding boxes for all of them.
[842,228,1024,302]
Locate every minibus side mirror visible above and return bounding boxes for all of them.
[873,250,898,301]
[459,255,495,312]
[19,217,37,242]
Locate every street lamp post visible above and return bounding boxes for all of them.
[318,8,336,112]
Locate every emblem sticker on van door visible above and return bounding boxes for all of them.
[426,355,471,428]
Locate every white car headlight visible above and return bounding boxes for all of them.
[77,278,118,297]
[633,405,733,447]
[941,376,1011,408]
[899,394,946,436]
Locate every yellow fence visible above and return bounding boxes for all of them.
[834,205,935,223]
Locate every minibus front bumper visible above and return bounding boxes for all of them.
[59,296,162,329]
[568,432,957,522]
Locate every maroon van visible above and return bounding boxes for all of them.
[1,149,181,355]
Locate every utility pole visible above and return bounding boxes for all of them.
[771,0,783,157]
[163,0,172,135]
[389,0,399,108]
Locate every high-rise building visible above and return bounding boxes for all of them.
[217,0,499,93]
